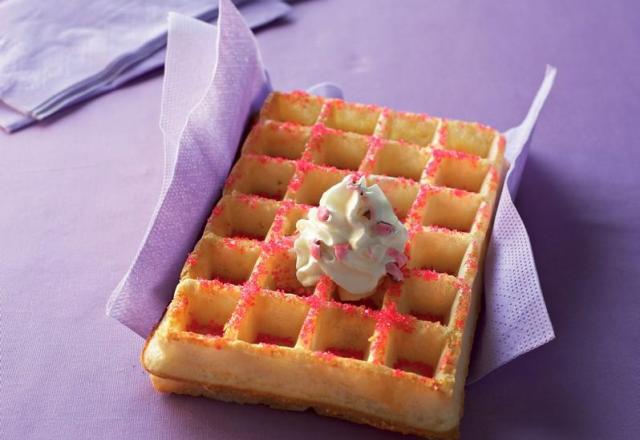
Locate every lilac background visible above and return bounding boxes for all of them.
[1,1,638,439]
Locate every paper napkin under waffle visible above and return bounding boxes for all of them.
[107,0,555,382]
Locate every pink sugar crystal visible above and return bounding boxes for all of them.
[186,253,198,266]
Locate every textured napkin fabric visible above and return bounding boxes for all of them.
[108,0,555,380]
[467,67,557,382]
[0,0,291,133]
[108,0,270,337]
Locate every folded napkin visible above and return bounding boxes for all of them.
[467,66,556,382]
[0,0,290,133]
[107,0,556,382]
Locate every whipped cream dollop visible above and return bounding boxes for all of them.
[294,175,409,298]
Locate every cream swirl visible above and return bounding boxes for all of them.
[294,175,408,298]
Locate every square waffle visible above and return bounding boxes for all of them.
[142,91,506,439]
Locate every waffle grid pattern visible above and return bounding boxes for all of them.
[162,91,505,392]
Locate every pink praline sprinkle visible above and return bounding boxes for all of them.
[310,242,322,260]
[347,174,361,189]
[334,243,350,261]
[316,206,330,221]
[387,247,408,267]
[373,221,395,235]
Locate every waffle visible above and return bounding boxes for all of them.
[142,91,506,439]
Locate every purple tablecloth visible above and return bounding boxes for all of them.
[1,1,638,439]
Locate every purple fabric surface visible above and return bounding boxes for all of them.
[1,1,638,439]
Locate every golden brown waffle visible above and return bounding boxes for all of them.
[142,91,506,439]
